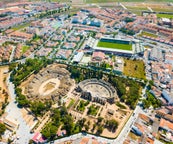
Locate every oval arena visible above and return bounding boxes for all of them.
[76,79,117,105]
[23,64,73,101]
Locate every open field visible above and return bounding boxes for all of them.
[152,8,173,12]
[126,6,148,15]
[126,6,148,11]
[0,66,9,115]
[3,0,173,4]
[97,41,132,51]
[157,13,173,19]
[22,45,30,54]
[123,59,146,79]
[85,0,173,2]
[124,2,173,14]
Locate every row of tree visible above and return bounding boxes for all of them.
[119,27,135,36]
[15,88,52,116]
[0,123,6,138]
[10,58,53,86]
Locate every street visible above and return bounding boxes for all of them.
[5,74,33,143]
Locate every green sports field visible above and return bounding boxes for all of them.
[97,41,132,51]
[157,14,173,19]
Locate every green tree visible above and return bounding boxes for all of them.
[97,125,103,135]
[62,115,74,135]
[9,63,17,71]
[106,119,118,132]
[97,117,103,124]
[0,123,6,137]
[31,101,46,116]
[84,124,89,131]
[52,109,61,127]
[42,123,57,140]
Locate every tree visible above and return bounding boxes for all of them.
[77,118,86,128]
[62,115,74,135]
[92,123,96,131]
[84,124,89,131]
[106,119,118,132]
[30,101,46,116]
[60,106,68,116]
[9,63,17,71]
[42,123,57,140]
[0,123,6,137]
[52,109,61,127]
[124,17,135,23]
[16,94,29,107]
[97,117,103,124]
[97,125,103,135]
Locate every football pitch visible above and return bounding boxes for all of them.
[97,41,132,51]
[156,14,173,19]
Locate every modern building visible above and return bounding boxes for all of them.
[92,51,105,62]
[161,90,173,105]
[131,125,143,136]
[72,52,84,63]
[3,116,19,132]
[159,118,173,133]
[32,132,46,144]
[149,48,163,62]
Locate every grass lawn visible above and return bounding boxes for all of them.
[87,104,100,116]
[22,45,30,54]
[77,100,89,112]
[67,99,75,109]
[116,102,126,109]
[123,59,146,79]
[12,22,30,31]
[157,13,173,19]
[32,36,41,42]
[97,41,132,51]
[138,31,158,38]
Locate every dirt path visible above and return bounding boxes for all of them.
[0,66,9,108]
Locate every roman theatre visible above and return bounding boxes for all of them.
[76,79,117,105]
[22,64,73,101]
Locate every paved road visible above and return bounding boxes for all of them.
[6,75,33,143]
[9,45,15,62]
[120,3,127,10]
[115,105,145,144]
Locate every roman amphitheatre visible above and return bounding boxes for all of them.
[77,79,117,104]
[21,64,74,102]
